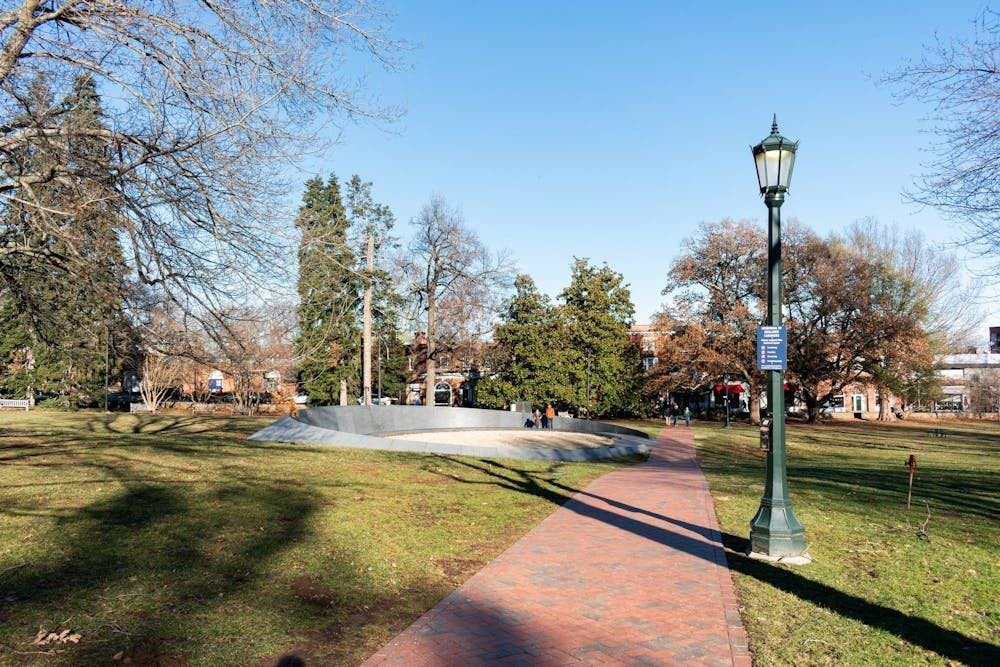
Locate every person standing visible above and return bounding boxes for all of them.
[545,403,555,429]
[683,406,692,427]
[533,407,541,428]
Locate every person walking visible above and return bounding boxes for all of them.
[545,403,555,429]
[683,406,692,427]
[533,407,541,428]
[670,404,679,427]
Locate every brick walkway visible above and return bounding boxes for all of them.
[363,427,749,666]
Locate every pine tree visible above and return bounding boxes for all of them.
[0,74,131,403]
[294,174,360,404]
[478,275,573,409]
[558,258,643,417]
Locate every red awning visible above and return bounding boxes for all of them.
[713,383,745,394]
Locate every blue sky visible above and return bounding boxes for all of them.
[294,1,993,331]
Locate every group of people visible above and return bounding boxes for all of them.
[664,403,692,427]
[526,404,557,429]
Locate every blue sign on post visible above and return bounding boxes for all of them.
[756,326,787,371]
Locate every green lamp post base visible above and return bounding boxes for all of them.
[750,497,809,561]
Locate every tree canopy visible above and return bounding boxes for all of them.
[886,10,1000,273]
[0,0,401,325]
[477,274,573,409]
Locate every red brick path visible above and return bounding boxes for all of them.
[363,427,749,666]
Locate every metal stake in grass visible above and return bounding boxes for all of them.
[905,454,917,509]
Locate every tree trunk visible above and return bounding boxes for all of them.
[749,383,761,425]
[425,288,436,407]
[339,378,348,406]
[804,394,821,423]
[878,385,891,421]
[362,232,374,406]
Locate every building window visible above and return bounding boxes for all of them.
[642,357,658,371]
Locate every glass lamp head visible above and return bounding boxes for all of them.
[752,115,798,194]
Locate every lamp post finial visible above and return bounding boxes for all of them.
[771,114,779,135]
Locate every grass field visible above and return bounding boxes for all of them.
[0,411,638,665]
[693,419,999,666]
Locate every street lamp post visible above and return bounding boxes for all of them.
[723,373,731,428]
[748,116,808,560]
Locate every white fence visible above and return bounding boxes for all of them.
[0,399,30,411]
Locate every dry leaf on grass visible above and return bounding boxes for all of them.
[33,628,81,645]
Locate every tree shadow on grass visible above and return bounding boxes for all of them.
[791,464,999,520]
[432,456,999,666]
[695,445,999,521]
[0,478,321,663]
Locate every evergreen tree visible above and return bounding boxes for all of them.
[558,258,643,417]
[0,74,131,402]
[478,275,573,408]
[294,174,360,404]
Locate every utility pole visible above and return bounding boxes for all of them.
[362,230,374,406]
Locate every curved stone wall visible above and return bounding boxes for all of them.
[249,405,650,461]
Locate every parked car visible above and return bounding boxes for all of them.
[106,392,139,411]
[356,394,396,405]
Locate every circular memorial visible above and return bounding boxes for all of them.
[249,405,650,461]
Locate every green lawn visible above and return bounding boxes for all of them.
[0,411,638,665]
[693,419,999,666]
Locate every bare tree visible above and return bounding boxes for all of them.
[137,298,298,414]
[138,351,180,413]
[206,303,298,415]
[0,1,402,324]
[885,11,1000,273]
[399,195,513,406]
[966,368,1000,418]
[848,219,981,420]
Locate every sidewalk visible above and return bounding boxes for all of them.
[363,427,749,666]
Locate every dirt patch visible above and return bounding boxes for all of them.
[113,640,188,667]
[435,556,480,583]
[257,597,403,667]
[289,575,335,608]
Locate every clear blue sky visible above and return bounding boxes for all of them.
[294,1,994,332]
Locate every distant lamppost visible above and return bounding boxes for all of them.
[748,116,808,560]
[723,373,731,428]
